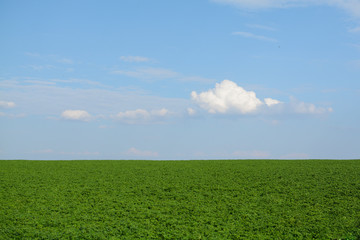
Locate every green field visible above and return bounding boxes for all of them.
[1,160,359,239]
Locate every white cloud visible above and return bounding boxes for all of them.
[120,56,151,62]
[112,67,179,79]
[232,31,278,42]
[59,151,100,156]
[28,65,55,71]
[233,150,270,158]
[191,80,332,116]
[112,68,214,83]
[179,76,217,83]
[0,101,16,108]
[191,80,267,114]
[0,112,26,118]
[24,80,56,85]
[289,98,333,114]
[349,26,360,32]
[0,79,189,117]
[32,149,54,154]
[330,0,360,18]
[61,110,92,121]
[58,58,74,64]
[212,0,306,9]
[126,147,159,157]
[25,52,41,57]
[246,24,276,31]
[51,78,107,87]
[212,0,360,18]
[25,52,76,65]
[116,109,151,120]
[280,152,309,159]
[114,108,170,123]
[151,108,169,116]
[264,98,282,106]
[187,107,196,116]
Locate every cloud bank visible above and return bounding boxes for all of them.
[114,108,170,124]
[61,110,92,121]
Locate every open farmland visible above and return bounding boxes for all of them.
[1,160,359,239]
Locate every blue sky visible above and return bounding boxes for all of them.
[1,0,359,160]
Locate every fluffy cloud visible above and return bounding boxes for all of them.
[0,101,16,108]
[187,107,196,116]
[120,56,151,63]
[61,110,92,121]
[264,98,282,106]
[191,80,278,114]
[114,108,170,123]
[191,80,332,115]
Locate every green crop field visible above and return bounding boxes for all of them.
[1,160,359,239]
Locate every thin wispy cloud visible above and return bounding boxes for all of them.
[27,65,55,71]
[58,58,74,64]
[59,151,100,156]
[179,76,217,84]
[31,149,54,154]
[246,24,276,31]
[232,150,270,158]
[112,67,179,80]
[112,67,215,83]
[0,79,189,117]
[232,31,278,42]
[0,112,26,118]
[0,101,16,108]
[125,147,159,158]
[24,80,56,85]
[120,56,151,63]
[212,0,360,18]
[349,26,360,33]
[25,52,75,67]
[52,78,108,87]
[25,52,41,57]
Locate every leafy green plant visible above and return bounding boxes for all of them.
[0,160,359,239]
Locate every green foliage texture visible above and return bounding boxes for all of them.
[0,160,359,239]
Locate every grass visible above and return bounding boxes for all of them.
[1,160,359,239]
